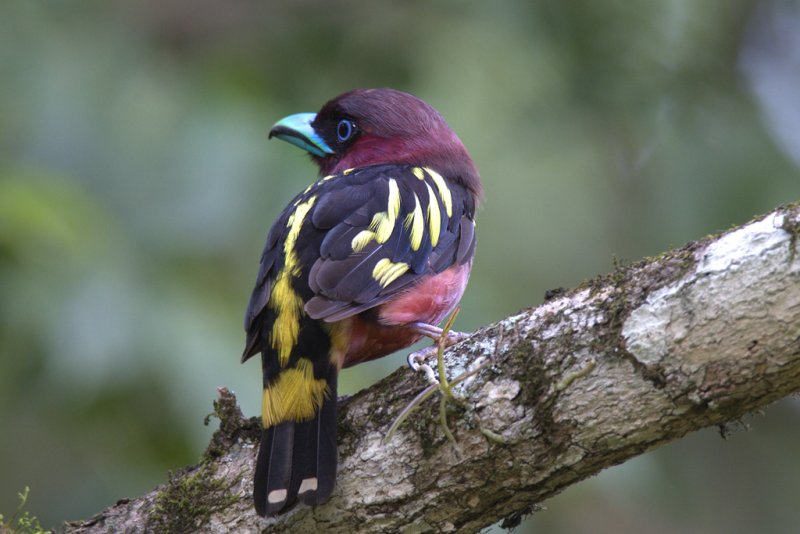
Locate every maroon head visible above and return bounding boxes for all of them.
[268,88,483,201]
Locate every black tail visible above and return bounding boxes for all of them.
[253,372,338,516]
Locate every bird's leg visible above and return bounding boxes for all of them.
[408,322,470,343]
[411,309,462,444]
[385,308,492,445]
[386,308,461,444]
[406,311,470,378]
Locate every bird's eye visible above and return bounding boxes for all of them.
[336,119,356,143]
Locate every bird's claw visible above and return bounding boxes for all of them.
[407,345,436,368]
[407,346,440,385]
[406,325,468,372]
[386,308,498,446]
[441,330,469,346]
[407,320,469,386]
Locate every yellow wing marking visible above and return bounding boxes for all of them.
[368,212,393,243]
[372,258,409,287]
[350,178,401,251]
[424,182,441,247]
[269,196,316,367]
[387,178,401,219]
[351,230,374,253]
[412,167,425,180]
[423,167,453,218]
[261,358,329,427]
[404,193,425,251]
[269,273,303,366]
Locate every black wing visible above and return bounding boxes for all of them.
[242,163,475,361]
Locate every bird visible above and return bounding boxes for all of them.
[241,88,482,517]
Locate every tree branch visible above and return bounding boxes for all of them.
[64,203,800,533]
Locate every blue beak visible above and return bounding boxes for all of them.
[268,112,334,158]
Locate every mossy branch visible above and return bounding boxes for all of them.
[64,203,800,533]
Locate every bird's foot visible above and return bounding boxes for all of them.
[407,351,438,385]
[386,308,474,445]
[406,320,469,383]
[407,322,470,345]
[406,333,469,372]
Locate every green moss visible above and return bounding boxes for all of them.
[203,387,260,461]
[144,388,248,532]
[147,462,241,533]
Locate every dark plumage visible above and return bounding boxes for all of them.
[242,88,481,516]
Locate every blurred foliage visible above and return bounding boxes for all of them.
[1,0,799,531]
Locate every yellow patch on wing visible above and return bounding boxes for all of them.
[269,196,316,367]
[424,182,441,247]
[404,193,425,251]
[372,258,409,287]
[351,230,374,252]
[411,167,453,217]
[343,168,355,175]
[368,212,394,243]
[387,178,401,219]
[269,273,304,366]
[374,179,400,241]
[424,167,453,217]
[351,178,401,251]
[321,174,336,181]
[261,358,328,427]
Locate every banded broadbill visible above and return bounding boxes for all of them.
[242,88,482,516]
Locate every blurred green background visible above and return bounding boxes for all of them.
[2,0,799,532]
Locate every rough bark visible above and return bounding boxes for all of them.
[64,203,800,533]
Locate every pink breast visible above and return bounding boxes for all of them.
[378,263,472,326]
[340,263,472,367]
